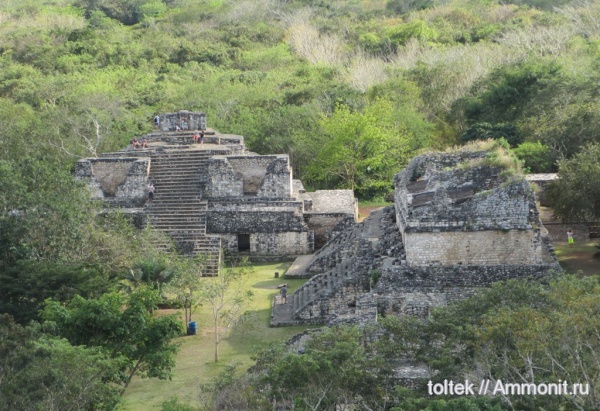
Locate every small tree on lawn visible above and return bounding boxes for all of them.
[167,254,208,331]
[201,256,254,363]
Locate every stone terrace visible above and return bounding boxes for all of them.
[76,111,357,271]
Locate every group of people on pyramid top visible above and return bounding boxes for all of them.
[152,115,204,143]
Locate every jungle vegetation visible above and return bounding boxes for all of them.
[1,0,600,409]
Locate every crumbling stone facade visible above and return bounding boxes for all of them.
[394,152,546,267]
[272,150,561,326]
[158,111,206,132]
[75,157,150,207]
[76,111,357,262]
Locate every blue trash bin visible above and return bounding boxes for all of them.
[188,321,197,336]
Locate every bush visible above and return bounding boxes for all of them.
[461,122,522,147]
[513,141,556,173]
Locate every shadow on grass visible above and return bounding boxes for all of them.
[555,241,600,276]
[252,278,307,291]
[226,307,320,356]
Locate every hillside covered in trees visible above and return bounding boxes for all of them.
[3,0,600,196]
[1,0,600,409]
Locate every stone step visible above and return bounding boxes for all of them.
[151,159,209,165]
[152,164,206,168]
[151,169,207,175]
[152,186,204,192]
[151,168,206,173]
[152,185,204,190]
[149,210,205,216]
[151,224,207,230]
[151,196,205,201]
[153,152,211,158]
[150,215,205,220]
[152,184,204,189]
[151,196,204,202]
[150,221,206,227]
[148,207,206,213]
[151,177,205,183]
[152,190,203,195]
[151,160,209,166]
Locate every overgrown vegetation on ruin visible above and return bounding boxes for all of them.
[1,0,600,409]
[191,274,600,411]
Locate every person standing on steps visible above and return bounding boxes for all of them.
[147,182,155,202]
[193,131,199,144]
[199,131,205,145]
[280,284,287,304]
[154,115,160,129]
[567,228,574,247]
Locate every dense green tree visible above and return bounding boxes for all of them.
[42,288,184,395]
[0,262,113,324]
[0,314,121,410]
[306,99,413,197]
[386,0,434,15]
[254,325,394,411]
[461,122,522,147]
[463,61,562,126]
[546,143,600,221]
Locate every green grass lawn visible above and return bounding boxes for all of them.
[121,261,316,411]
[554,241,600,276]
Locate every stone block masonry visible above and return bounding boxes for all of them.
[404,230,544,266]
[273,149,561,327]
[77,111,356,262]
[75,157,150,207]
[159,111,206,132]
[207,155,292,198]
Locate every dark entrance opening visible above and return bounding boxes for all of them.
[238,234,250,251]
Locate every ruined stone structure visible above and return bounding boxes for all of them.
[75,111,357,274]
[272,149,561,326]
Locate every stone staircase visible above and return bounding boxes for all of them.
[146,142,221,275]
[271,207,405,326]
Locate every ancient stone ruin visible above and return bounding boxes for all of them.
[272,149,561,326]
[76,111,357,275]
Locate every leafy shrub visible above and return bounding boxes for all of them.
[461,122,522,147]
[513,141,556,173]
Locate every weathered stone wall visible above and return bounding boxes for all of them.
[303,189,357,249]
[159,111,206,131]
[220,232,313,257]
[392,151,543,267]
[256,157,292,198]
[75,158,149,207]
[295,283,365,323]
[308,190,357,216]
[207,157,244,197]
[404,229,544,266]
[207,155,292,198]
[395,179,536,234]
[377,263,558,291]
[304,213,352,249]
[207,207,306,233]
[252,232,313,256]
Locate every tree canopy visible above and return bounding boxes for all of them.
[547,143,600,221]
